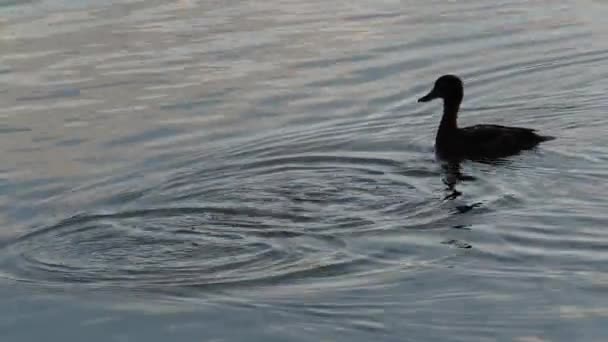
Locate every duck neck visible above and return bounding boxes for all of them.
[437,96,461,138]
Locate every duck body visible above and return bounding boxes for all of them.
[436,123,553,160]
[418,75,554,161]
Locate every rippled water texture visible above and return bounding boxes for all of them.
[1,0,608,341]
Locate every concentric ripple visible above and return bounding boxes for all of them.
[0,207,354,289]
[0,150,465,292]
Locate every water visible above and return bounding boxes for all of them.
[1,0,608,340]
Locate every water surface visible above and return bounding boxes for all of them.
[1,0,608,341]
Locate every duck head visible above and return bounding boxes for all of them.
[418,74,463,103]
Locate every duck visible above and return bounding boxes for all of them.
[418,74,554,160]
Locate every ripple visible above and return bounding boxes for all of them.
[0,196,459,294]
[0,207,355,290]
[0,148,462,294]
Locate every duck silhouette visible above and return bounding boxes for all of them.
[418,75,554,160]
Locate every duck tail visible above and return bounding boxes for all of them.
[538,134,556,142]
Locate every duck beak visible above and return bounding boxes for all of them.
[418,89,438,103]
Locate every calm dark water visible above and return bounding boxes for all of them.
[1,0,608,341]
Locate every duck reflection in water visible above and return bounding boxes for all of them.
[439,159,502,201]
